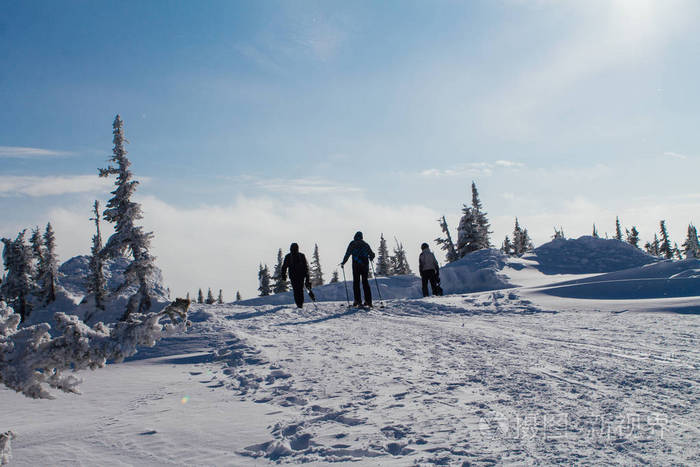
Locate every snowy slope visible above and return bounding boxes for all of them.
[2,292,698,465]
[2,239,698,465]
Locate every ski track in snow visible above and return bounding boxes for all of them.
[175,291,700,465]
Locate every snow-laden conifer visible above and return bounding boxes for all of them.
[272,249,289,293]
[456,206,480,258]
[0,298,187,399]
[435,216,458,263]
[258,264,271,296]
[673,242,682,260]
[659,220,673,259]
[29,227,43,282]
[0,232,34,321]
[592,224,599,238]
[87,201,106,310]
[512,218,534,256]
[99,115,156,319]
[197,289,204,304]
[205,288,215,304]
[552,226,565,240]
[645,234,661,256]
[37,223,58,304]
[626,226,640,249]
[330,270,339,283]
[615,217,623,241]
[682,224,700,258]
[310,244,324,286]
[236,291,242,301]
[501,235,513,256]
[471,182,491,249]
[390,239,412,275]
[375,234,391,276]
[217,289,223,304]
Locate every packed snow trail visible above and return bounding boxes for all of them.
[1,292,698,465]
[194,293,699,465]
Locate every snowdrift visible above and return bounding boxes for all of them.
[537,258,700,300]
[532,236,656,274]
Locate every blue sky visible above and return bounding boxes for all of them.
[2,0,700,297]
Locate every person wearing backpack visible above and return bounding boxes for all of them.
[419,242,442,297]
[281,243,312,308]
[341,231,376,307]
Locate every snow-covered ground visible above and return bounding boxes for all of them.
[2,238,699,465]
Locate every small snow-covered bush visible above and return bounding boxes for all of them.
[0,431,14,465]
[0,299,188,399]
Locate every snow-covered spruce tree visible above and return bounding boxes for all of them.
[87,201,107,310]
[375,234,391,276]
[0,298,187,399]
[645,234,661,256]
[471,182,491,249]
[552,226,565,240]
[626,226,640,249]
[659,220,673,259]
[36,223,58,305]
[673,242,683,260]
[330,270,339,283]
[456,206,481,258]
[310,244,324,286]
[236,291,242,301]
[592,224,599,238]
[435,216,458,263]
[512,218,534,256]
[615,217,623,241]
[205,288,215,304]
[390,239,412,275]
[29,227,43,282]
[98,115,156,320]
[501,235,513,256]
[682,224,700,258]
[258,264,271,296]
[272,249,289,294]
[217,289,223,304]
[197,288,203,304]
[0,232,35,322]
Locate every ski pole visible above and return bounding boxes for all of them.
[370,260,384,308]
[306,286,319,311]
[340,263,350,307]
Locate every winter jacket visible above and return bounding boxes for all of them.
[419,249,439,273]
[282,244,309,282]
[342,232,375,266]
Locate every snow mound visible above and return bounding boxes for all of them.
[439,249,514,294]
[532,236,657,274]
[59,255,168,300]
[23,255,171,326]
[537,258,700,301]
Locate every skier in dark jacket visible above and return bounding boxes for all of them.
[281,243,311,308]
[341,231,375,307]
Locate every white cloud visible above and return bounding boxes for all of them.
[136,194,440,299]
[664,151,689,160]
[420,161,524,178]
[229,175,362,195]
[0,175,113,197]
[0,146,73,158]
[494,160,525,168]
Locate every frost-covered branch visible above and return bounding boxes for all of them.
[0,299,189,399]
